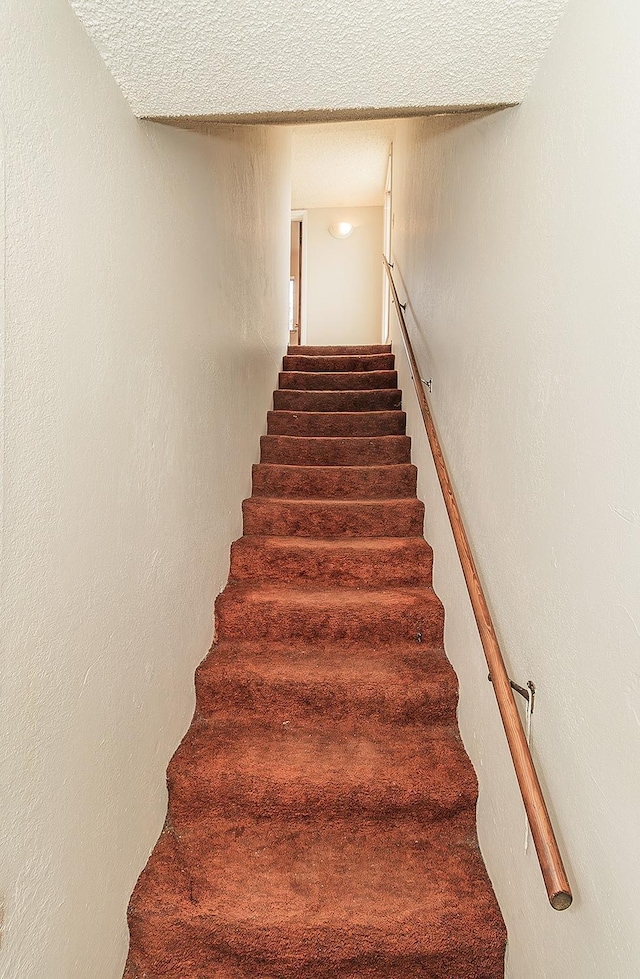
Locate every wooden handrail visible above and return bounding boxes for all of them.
[383,256,572,911]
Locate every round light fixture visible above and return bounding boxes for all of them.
[328,221,354,239]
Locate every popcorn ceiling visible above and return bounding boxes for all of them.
[69,0,568,118]
[291,120,395,209]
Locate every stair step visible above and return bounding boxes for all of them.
[242,498,424,538]
[229,536,432,586]
[267,410,406,437]
[124,331,507,978]
[168,718,477,825]
[274,388,403,412]
[290,344,392,355]
[283,353,395,373]
[196,641,456,725]
[260,435,411,466]
[252,463,417,499]
[215,584,444,644]
[279,370,397,391]
[126,821,506,979]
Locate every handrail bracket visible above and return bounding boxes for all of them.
[489,674,536,713]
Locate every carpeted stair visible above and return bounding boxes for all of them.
[124,343,506,978]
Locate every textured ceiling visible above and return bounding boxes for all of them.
[291,120,394,210]
[69,0,568,119]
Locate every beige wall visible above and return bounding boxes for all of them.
[0,1,290,976]
[305,206,383,346]
[390,0,640,975]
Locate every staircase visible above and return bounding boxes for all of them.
[124,344,506,978]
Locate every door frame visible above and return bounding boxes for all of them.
[382,147,393,343]
[291,209,308,345]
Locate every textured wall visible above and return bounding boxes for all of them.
[68,0,568,118]
[390,0,640,975]
[305,207,383,346]
[0,1,290,976]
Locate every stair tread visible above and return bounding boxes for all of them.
[267,410,406,437]
[168,718,477,825]
[273,388,403,411]
[262,434,409,442]
[200,639,450,681]
[219,582,439,604]
[171,717,472,766]
[230,535,432,587]
[283,354,395,372]
[196,640,456,722]
[290,344,392,355]
[130,820,504,953]
[269,410,405,417]
[252,463,418,500]
[279,372,397,382]
[254,462,414,471]
[245,496,421,506]
[279,370,398,390]
[260,434,412,467]
[232,534,431,551]
[216,582,443,645]
[243,496,424,538]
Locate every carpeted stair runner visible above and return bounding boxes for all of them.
[124,343,506,978]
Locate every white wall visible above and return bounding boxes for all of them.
[390,1,640,975]
[305,206,383,346]
[0,1,290,976]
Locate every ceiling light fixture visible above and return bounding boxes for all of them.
[328,221,354,239]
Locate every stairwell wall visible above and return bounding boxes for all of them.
[0,1,290,976]
[389,0,640,975]
[304,206,384,346]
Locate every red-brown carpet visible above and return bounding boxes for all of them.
[124,344,506,978]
